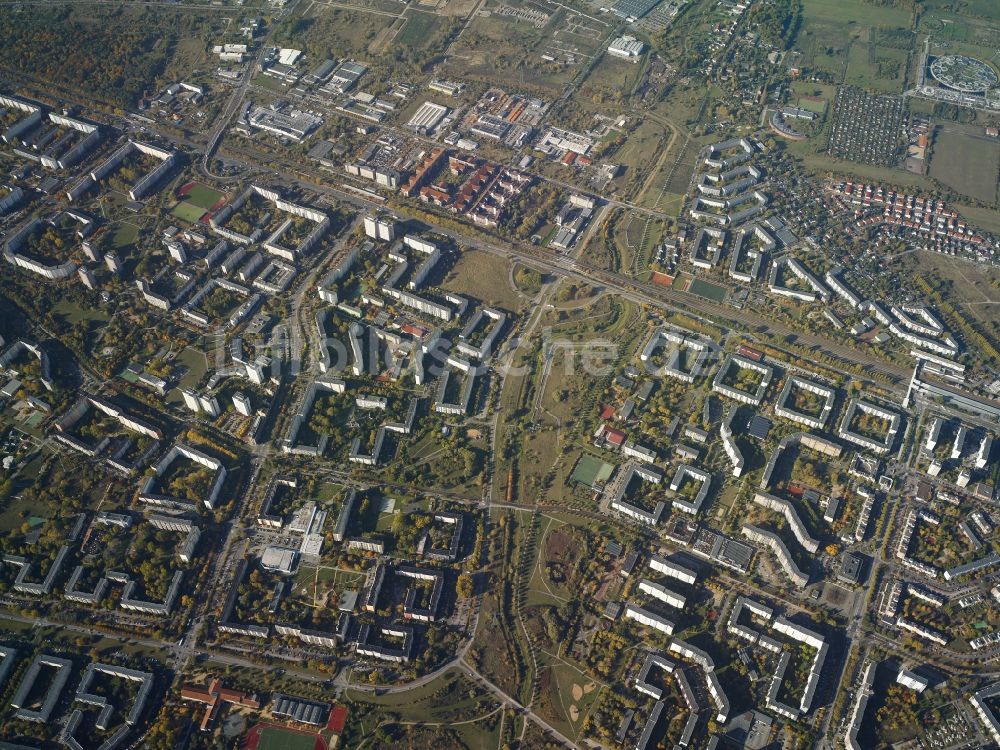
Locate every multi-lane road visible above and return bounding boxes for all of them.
[206,139,913,397]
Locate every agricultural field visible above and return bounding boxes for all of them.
[929,124,1000,206]
[396,11,439,46]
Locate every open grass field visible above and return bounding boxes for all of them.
[251,72,290,93]
[274,5,400,59]
[614,214,664,278]
[314,481,345,503]
[110,222,141,250]
[955,202,1000,234]
[167,346,210,402]
[787,144,936,189]
[920,3,1000,49]
[525,517,571,605]
[171,201,207,224]
[444,249,523,310]
[794,0,913,85]
[343,667,504,748]
[923,0,1000,16]
[792,83,835,112]
[802,0,912,27]
[397,10,438,45]
[0,615,39,634]
[794,21,854,79]
[534,653,603,745]
[929,125,999,206]
[656,138,702,198]
[51,299,110,327]
[845,39,909,92]
[442,11,588,95]
[580,54,647,105]
[905,251,1000,339]
[607,117,676,201]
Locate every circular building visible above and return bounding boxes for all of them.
[929,54,999,93]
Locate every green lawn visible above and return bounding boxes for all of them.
[166,347,210,403]
[314,481,345,503]
[51,299,110,326]
[111,222,140,250]
[798,97,828,114]
[252,72,290,93]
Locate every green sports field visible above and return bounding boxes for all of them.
[171,201,207,224]
[571,454,614,487]
[255,726,319,750]
[688,278,728,303]
[184,183,225,209]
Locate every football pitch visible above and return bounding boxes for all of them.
[253,726,322,750]
[171,201,207,224]
[688,278,728,303]
[571,454,614,487]
[179,181,225,209]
